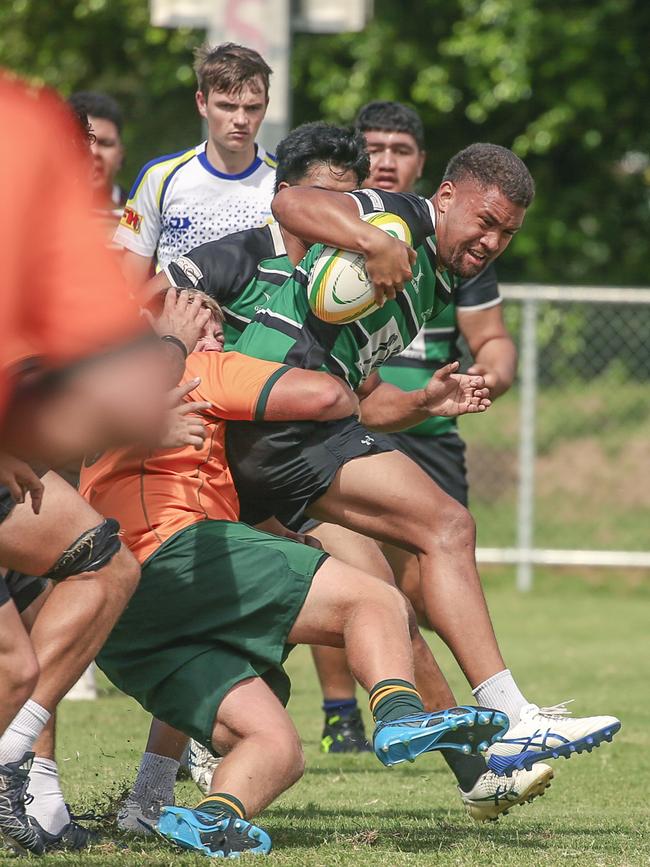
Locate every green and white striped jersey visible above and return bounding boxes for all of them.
[164,221,292,350]
[235,189,454,390]
[380,264,501,436]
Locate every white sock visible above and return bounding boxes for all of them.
[0,700,50,765]
[26,757,70,836]
[472,669,529,726]
[130,752,179,808]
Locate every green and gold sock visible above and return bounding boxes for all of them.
[195,792,246,820]
[369,679,425,723]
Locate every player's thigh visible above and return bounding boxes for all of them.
[308,450,470,551]
[287,555,405,647]
[0,471,106,575]
[308,522,394,583]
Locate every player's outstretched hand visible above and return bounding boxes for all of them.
[0,452,44,514]
[159,378,210,450]
[144,288,213,355]
[423,362,491,418]
[364,231,417,306]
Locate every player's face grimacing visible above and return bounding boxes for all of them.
[196,78,268,154]
[363,130,425,193]
[196,314,225,353]
[435,180,525,278]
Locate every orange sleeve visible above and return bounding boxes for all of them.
[182,352,290,421]
[0,75,144,380]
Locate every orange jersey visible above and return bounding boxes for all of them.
[0,72,144,415]
[79,351,289,563]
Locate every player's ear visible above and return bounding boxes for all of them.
[195,90,207,118]
[417,150,427,179]
[276,181,289,192]
[436,180,454,213]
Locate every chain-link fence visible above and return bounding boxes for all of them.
[458,284,650,589]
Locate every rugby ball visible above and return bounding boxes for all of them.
[307,212,413,324]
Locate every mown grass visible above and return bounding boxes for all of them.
[3,576,648,866]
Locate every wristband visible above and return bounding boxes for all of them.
[160,334,188,359]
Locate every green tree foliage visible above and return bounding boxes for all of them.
[0,0,203,191]
[292,0,650,284]
[1,0,649,283]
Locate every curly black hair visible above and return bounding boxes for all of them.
[443,143,535,208]
[274,122,370,192]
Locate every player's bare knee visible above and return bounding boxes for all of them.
[267,729,305,785]
[4,649,39,709]
[103,545,140,606]
[283,737,305,786]
[432,499,476,552]
[376,581,410,625]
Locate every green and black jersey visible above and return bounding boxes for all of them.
[234,189,455,390]
[163,221,292,350]
[381,264,501,436]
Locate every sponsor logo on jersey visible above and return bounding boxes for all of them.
[410,264,423,294]
[120,206,143,233]
[167,215,192,231]
[174,256,203,287]
[360,435,375,446]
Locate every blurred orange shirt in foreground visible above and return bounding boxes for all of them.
[0,71,144,419]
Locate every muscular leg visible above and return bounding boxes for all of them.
[309,524,393,701]
[0,472,140,710]
[307,451,506,689]
[0,600,39,734]
[209,678,304,817]
[310,522,455,710]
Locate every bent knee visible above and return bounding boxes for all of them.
[430,499,476,551]
[2,650,39,709]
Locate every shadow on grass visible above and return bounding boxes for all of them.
[262,805,625,854]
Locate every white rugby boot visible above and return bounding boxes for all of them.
[460,763,554,822]
[487,701,620,775]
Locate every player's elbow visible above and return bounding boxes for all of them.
[271,186,303,230]
[306,378,357,421]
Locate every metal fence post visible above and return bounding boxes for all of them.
[516,297,538,591]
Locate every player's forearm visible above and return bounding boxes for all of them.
[473,337,517,399]
[272,186,380,254]
[359,380,430,432]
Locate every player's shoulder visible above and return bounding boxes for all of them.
[127,144,200,198]
[456,263,501,309]
[259,147,277,170]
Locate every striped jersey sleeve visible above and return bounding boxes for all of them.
[456,263,501,310]
[345,189,436,248]
[113,147,196,258]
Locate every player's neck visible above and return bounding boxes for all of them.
[205,138,257,176]
[280,226,309,265]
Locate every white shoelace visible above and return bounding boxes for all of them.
[533,699,575,719]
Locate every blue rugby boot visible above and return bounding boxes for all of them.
[156,806,272,857]
[373,706,509,768]
[487,701,621,775]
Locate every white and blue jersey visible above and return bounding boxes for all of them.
[114,141,276,268]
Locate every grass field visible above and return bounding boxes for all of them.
[3,572,648,866]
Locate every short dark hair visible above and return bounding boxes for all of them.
[194,42,272,99]
[274,122,370,193]
[68,91,123,133]
[355,101,425,150]
[443,143,535,208]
